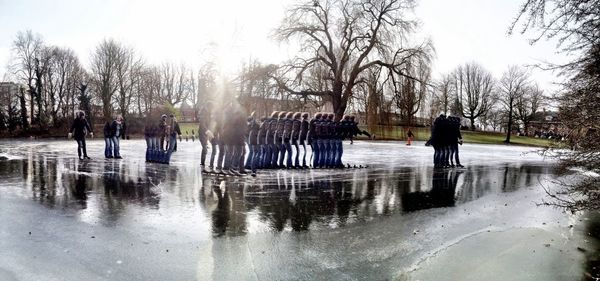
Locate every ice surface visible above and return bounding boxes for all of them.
[0,139,595,280]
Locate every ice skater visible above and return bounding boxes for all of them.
[69,111,93,160]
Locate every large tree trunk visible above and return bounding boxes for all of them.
[331,81,345,121]
[470,117,476,131]
[504,100,513,143]
[29,86,35,126]
[19,88,28,129]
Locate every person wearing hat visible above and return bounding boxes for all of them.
[69,111,93,160]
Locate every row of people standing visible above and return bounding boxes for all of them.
[144,114,182,163]
[197,107,370,177]
[426,114,464,168]
[69,112,127,160]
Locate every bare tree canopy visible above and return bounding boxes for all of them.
[510,0,600,74]
[11,30,44,128]
[90,39,120,120]
[452,63,495,130]
[390,56,430,126]
[498,65,530,143]
[512,0,600,211]
[274,0,433,120]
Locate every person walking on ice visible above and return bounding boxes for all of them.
[69,111,93,160]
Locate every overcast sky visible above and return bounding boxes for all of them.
[0,0,567,92]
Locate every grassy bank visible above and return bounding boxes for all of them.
[357,125,552,147]
[178,122,552,147]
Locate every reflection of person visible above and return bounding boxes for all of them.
[401,168,459,212]
[211,184,231,237]
[70,111,93,160]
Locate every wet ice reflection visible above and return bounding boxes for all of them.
[0,148,555,238]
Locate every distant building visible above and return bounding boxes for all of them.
[179,103,196,122]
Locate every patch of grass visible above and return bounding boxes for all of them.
[177,122,551,147]
[179,123,199,136]
[461,131,551,147]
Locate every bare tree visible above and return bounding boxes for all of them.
[510,0,599,76]
[274,0,432,120]
[498,65,530,143]
[159,62,190,106]
[390,56,430,126]
[11,30,44,128]
[44,46,82,126]
[511,0,600,211]
[452,63,495,130]
[114,46,144,118]
[90,39,120,121]
[515,83,543,135]
[434,73,453,115]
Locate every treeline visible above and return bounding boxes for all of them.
[1,31,217,134]
[1,0,548,139]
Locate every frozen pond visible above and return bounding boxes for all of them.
[0,139,597,280]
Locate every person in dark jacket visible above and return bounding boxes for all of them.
[257,117,270,169]
[109,115,126,159]
[103,121,113,158]
[268,111,280,168]
[429,114,446,168]
[198,107,209,166]
[309,112,322,168]
[246,113,260,175]
[208,109,223,172]
[70,111,93,160]
[449,116,464,167]
[299,112,310,168]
